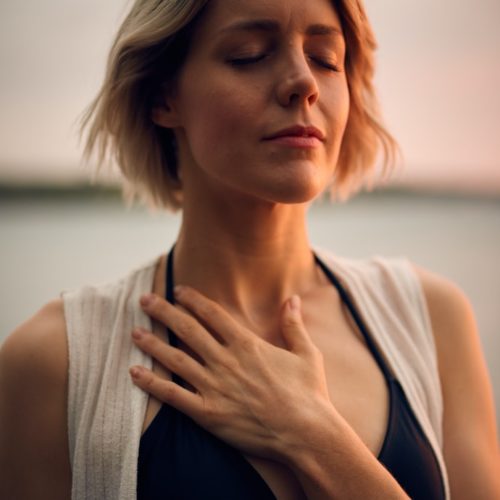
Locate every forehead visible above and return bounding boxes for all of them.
[194,0,343,39]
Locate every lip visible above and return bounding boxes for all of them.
[263,136,322,148]
[263,124,325,142]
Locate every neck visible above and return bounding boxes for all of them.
[172,194,325,340]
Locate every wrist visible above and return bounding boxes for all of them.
[276,397,342,468]
[275,400,409,499]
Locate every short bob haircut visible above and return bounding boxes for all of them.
[82,0,397,211]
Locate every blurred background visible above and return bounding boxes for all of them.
[0,1,499,429]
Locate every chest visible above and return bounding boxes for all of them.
[141,288,391,499]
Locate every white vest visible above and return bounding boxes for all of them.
[62,247,450,499]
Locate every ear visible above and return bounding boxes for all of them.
[151,86,182,129]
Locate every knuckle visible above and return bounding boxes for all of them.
[160,382,177,402]
[200,373,212,388]
[180,287,195,300]
[197,301,215,319]
[148,296,164,314]
[202,402,219,425]
[282,315,299,329]
[143,372,156,391]
[176,317,196,337]
[238,335,255,352]
[141,332,157,349]
[219,356,240,374]
[170,350,185,368]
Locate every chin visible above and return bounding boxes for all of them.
[261,177,327,204]
[272,188,322,204]
[214,162,331,205]
[272,167,329,203]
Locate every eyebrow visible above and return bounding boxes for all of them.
[219,19,344,38]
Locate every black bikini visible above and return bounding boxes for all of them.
[137,246,446,499]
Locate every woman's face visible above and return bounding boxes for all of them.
[160,0,350,205]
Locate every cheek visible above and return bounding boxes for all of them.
[181,77,259,154]
[331,80,350,131]
[324,81,350,155]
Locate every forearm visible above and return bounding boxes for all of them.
[279,402,409,500]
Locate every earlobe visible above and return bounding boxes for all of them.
[152,101,181,129]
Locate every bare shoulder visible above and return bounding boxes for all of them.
[1,298,68,377]
[410,264,474,336]
[411,264,500,499]
[0,299,71,499]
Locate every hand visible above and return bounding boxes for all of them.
[130,286,333,461]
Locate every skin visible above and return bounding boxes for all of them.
[1,0,499,498]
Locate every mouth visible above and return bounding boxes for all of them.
[263,124,325,142]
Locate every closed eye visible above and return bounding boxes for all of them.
[227,54,341,72]
[227,54,267,66]
[310,57,341,72]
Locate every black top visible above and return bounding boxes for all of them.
[137,246,445,500]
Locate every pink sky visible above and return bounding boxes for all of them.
[0,0,499,192]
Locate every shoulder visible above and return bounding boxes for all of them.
[409,263,487,408]
[408,265,478,405]
[409,264,482,388]
[410,264,500,497]
[410,264,474,336]
[0,300,68,433]
[0,299,71,499]
[0,298,68,387]
[61,256,160,352]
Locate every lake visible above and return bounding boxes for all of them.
[1,189,499,428]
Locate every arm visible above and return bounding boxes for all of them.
[414,265,500,499]
[0,299,71,500]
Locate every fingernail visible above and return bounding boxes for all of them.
[132,328,147,340]
[174,285,185,298]
[130,366,143,378]
[140,293,155,307]
[289,295,301,312]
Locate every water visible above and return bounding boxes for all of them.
[1,190,499,428]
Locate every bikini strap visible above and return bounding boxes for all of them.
[165,243,185,386]
[313,252,395,383]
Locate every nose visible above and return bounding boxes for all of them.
[275,49,319,108]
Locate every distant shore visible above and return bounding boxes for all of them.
[1,181,499,205]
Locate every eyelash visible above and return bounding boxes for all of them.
[312,58,341,72]
[228,54,267,66]
[228,54,340,72]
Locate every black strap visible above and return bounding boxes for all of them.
[313,252,395,382]
[165,244,184,386]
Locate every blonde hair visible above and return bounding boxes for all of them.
[82,0,398,211]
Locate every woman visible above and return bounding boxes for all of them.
[1,0,499,498]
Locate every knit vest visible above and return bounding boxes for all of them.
[62,247,450,499]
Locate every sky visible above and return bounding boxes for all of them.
[0,0,499,192]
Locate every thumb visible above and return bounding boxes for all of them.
[280,295,312,354]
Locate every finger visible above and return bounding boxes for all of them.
[130,365,203,418]
[280,295,315,355]
[174,286,242,344]
[140,293,223,361]
[132,328,209,390]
